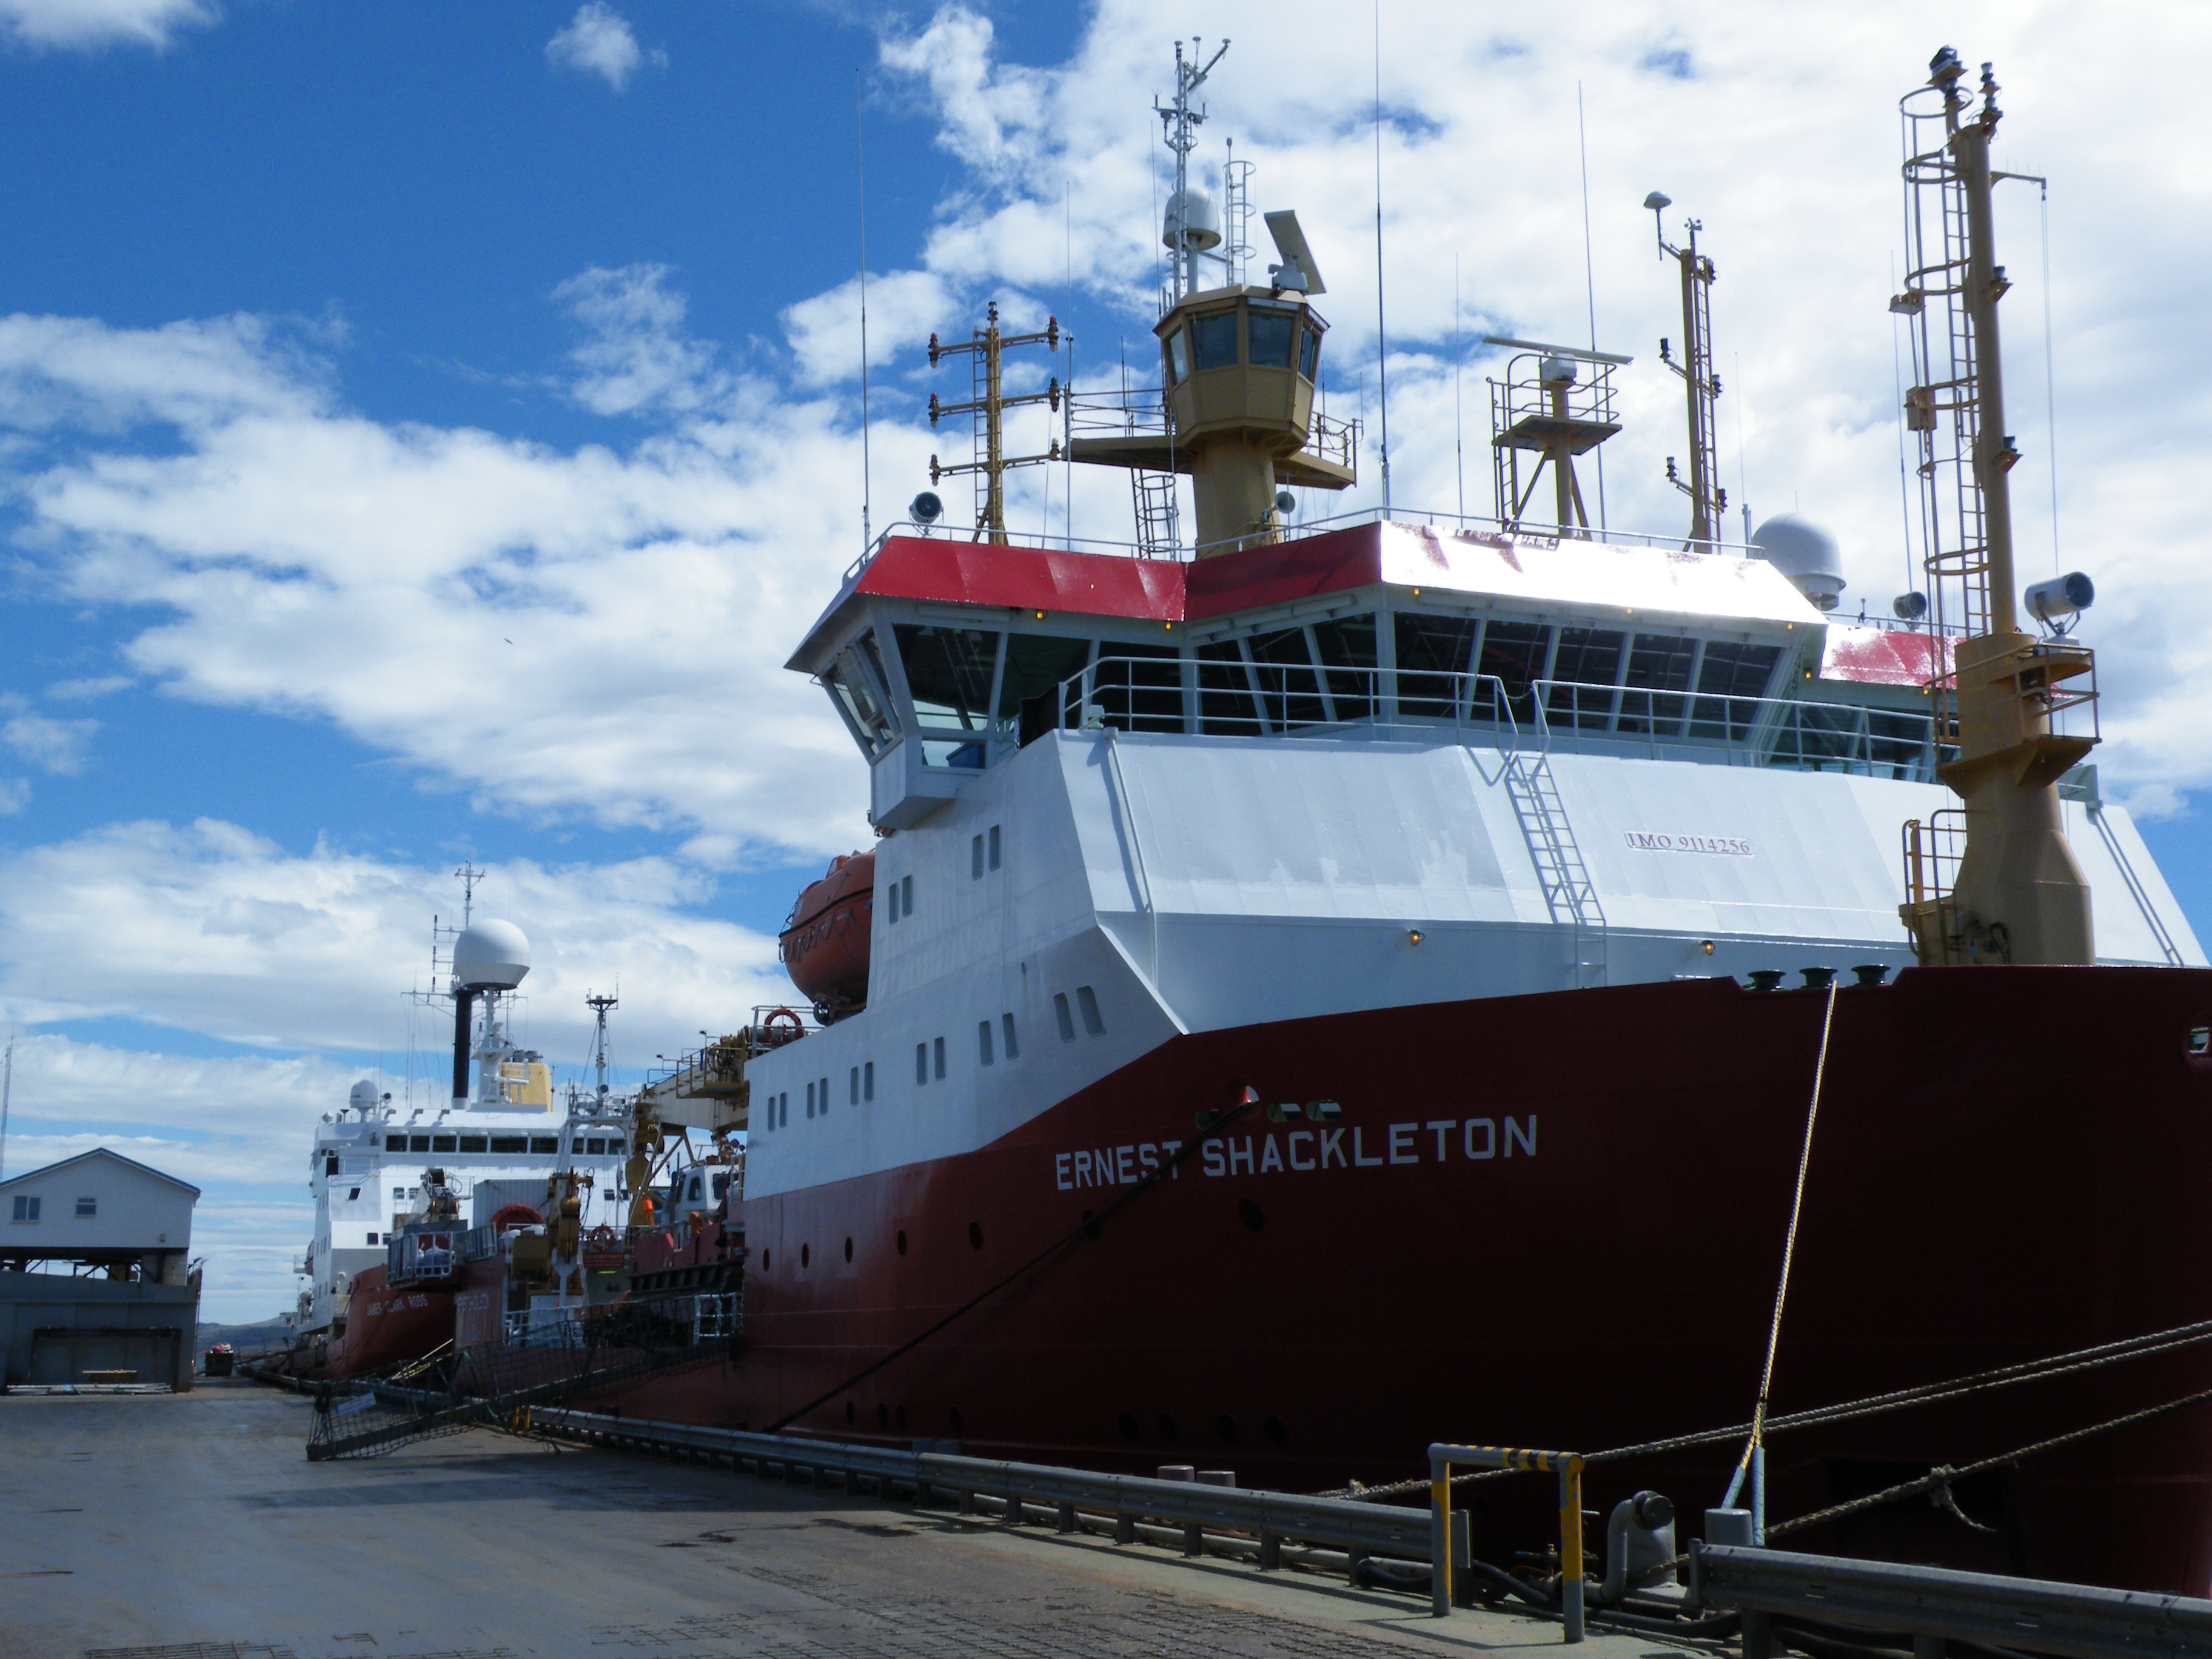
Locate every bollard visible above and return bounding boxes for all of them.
[1259,1530,1283,1571]
[1056,1501,1076,1534]
[1113,1511,1136,1545]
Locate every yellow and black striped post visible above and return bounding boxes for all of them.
[1427,1443,1585,1641]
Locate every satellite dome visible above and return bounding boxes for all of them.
[453,918,531,991]
[348,1079,380,1113]
[1750,514,1846,612]
[1162,187,1222,253]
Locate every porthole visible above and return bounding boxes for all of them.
[948,1407,965,1436]
[1261,1415,1289,1450]
[844,1236,854,1262]
[1215,1415,1240,1446]
[1237,1199,1265,1233]
[2188,1026,2210,1057]
[896,1228,908,1256]
[800,1243,810,1268]
[968,1221,984,1250]
[1155,1413,1180,1445]
[1118,1411,1141,1442]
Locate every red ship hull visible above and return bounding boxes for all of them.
[269,1266,453,1382]
[609,967,2212,1595]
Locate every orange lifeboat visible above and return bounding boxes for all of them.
[779,850,873,1021]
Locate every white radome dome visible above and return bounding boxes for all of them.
[453,918,531,990]
[1750,514,1846,612]
[348,1079,380,1112]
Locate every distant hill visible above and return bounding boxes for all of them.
[197,1316,293,1357]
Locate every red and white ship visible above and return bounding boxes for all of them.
[591,45,2212,1594]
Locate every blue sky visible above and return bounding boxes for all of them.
[2,0,2208,1320]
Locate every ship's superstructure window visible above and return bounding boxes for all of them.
[988,825,1002,869]
[971,834,984,878]
[490,1136,527,1153]
[1248,305,1298,370]
[1311,614,1378,720]
[895,623,999,770]
[1299,324,1321,380]
[392,1186,405,1201]
[825,641,900,757]
[1196,640,1260,733]
[887,878,901,924]
[806,1080,816,1119]
[849,1066,859,1105]
[1077,985,1106,1036]
[863,1062,874,1101]
[1054,993,1076,1042]
[997,635,1095,732]
[1619,635,1699,734]
[1692,642,1787,739]
[1394,614,1481,717]
[1164,326,1189,383]
[431,1134,456,1153]
[458,1135,486,1152]
[1479,620,1552,711]
[1248,628,1325,727]
[346,1187,360,1201]
[977,1021,994,1065]
[1086,642,1181,733]
[819,1076,828,1113]
[366,1232,378,1245]
[1002,1013,1019,1059]
[385,1134,404,1151]
[1549,628,1627,729]
[324,1154,340,1176]
[916,1043,928,1085]
[532,1136,558,1154]
[933,1036,947,1080]
[1191,309,1239,372]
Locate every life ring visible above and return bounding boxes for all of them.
[585,1224,617,1252]
[762,1007,803,1041]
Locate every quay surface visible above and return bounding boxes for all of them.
[0,1378,1704,1658]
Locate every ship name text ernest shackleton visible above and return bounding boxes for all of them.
[1053,1117,1536,1191]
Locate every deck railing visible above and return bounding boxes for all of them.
[1053,660,1944,782]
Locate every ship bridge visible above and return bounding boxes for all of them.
[793,514,1942,831]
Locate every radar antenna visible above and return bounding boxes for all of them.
[1645,194,1727,548]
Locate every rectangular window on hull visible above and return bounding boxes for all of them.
[1054,993,1076,1042]
[806,1081,816,1119]
[850,1065,859,1105]
[901,874,913,917]
[366,1233,378,1245]
[74,1196,96,1217]
[1002,1013,1019,1060]
[933,1036,946,1080]
[988,825,1000,870]
[1076,985,1105,1036]
[863,1062,874,1101]
[978,1020,994,1065]
[971,834,984,879]
[916,1043,928,1085]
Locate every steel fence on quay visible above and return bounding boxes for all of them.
[529,1407,1433,1574]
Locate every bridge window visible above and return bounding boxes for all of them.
[1248,307,1297,370]
[1619,634,1699,733]
[896,624,999,733]
[1548,628,1626,729]
[1299,324,1321,380]
[1164,325,1189,384]
[1087,642,1182,734]
[386,1134,406,1151]
[1000,634,1096,736]
[1478,620,1551,716]
[1691,642,1786,740]
[1197,640,1261,733]
[1310,614,1378,720]
[1394,613,1480,717]
[1191,310,1239,371]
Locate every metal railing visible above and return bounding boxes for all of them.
[531,1408,1432,1572]
[1692,1542,2212,1659]
[1054,660,1944,781]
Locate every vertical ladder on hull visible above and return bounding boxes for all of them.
[1131,469,1181,557]
[1503,750,1608,987]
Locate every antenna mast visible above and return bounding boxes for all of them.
[928,304,1064,544]
[455,862,483,927]
[586,991,617,1105]
[1646,194,1726,546]
[0,1033,13,1182]
[1157,38,1228,304]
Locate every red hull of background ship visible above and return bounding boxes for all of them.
[607,967,2212,1597]
[273,1267,452,1382]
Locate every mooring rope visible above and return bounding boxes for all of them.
[1732,977,1842,1493]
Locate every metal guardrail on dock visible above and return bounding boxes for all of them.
[1693,1543,2212,1659]
[531,1408,1432,1572]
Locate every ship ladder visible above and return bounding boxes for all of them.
[1130,468,1181,557]
[1504,750,1607,988]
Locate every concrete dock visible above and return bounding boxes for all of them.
[1,1379,1704,1658]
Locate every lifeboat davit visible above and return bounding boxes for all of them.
[779,850,873,1021]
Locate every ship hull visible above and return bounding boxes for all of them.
[269,1267,454,1381]
[610,966,2212,1595]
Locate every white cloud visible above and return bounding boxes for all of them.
[2,711,98,773]
[0,819,792,1059]
[46,674,132,699]
[556,264,727,416]
[0,0,215,51]
[782,268,958,389]
[0,778,28,814]
[545,2,663,92]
